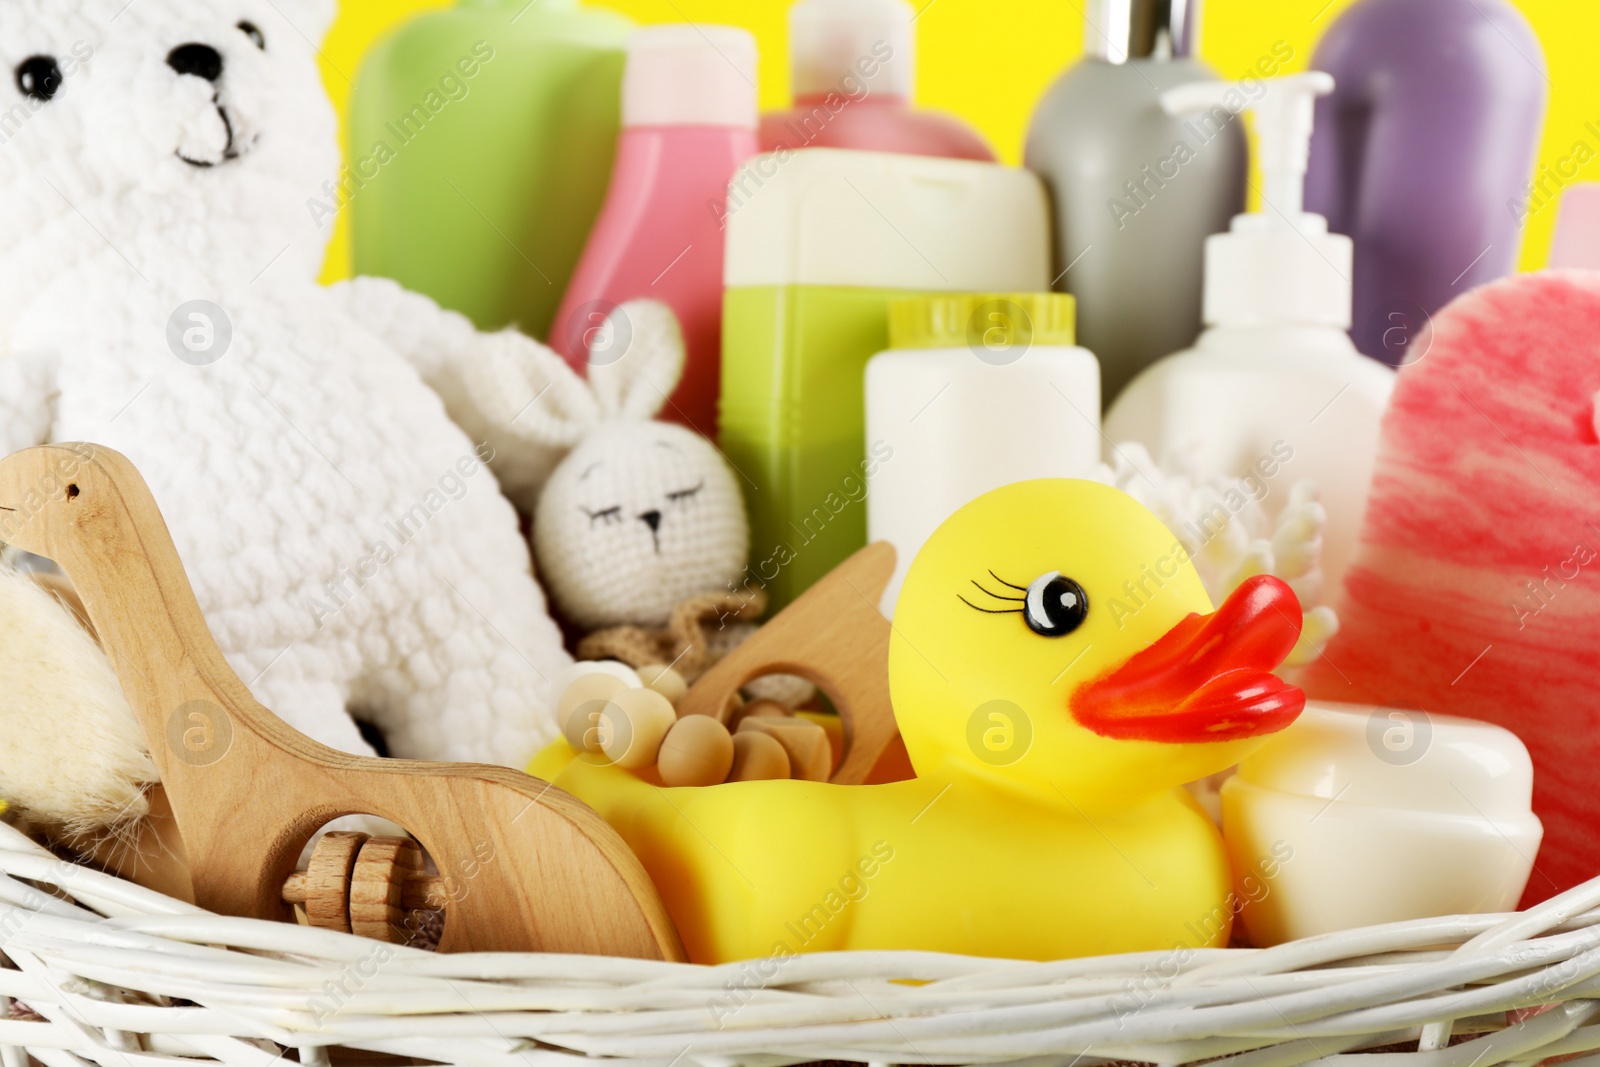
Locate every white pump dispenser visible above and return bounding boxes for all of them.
[1105,71,1395,602]
[1164,71,1350,329]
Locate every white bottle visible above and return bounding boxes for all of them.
[867,294,1102,613]
[1104,73,1395,598]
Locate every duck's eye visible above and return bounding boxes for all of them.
[16,56,63,102]
[238,21,266,50]
[1024,572,1089,638]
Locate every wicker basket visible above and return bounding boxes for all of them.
[4,818,1600,1067]
[4,449,1599,1067]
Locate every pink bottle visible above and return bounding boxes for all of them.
[760,0,995,162]
[551,25,759,440]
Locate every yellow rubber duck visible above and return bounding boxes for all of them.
[533,480,1305,963]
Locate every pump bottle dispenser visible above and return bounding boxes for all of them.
[1106,73,1396,601]
[1025,0,1246,406]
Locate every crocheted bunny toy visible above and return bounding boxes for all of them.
[467,306,749,633]
[0,0,680,766]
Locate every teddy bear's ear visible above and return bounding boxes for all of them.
[267,0,338,45]
[588,301,687,423]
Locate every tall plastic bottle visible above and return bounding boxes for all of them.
[550,26,760,441]
[721,150,1051,611]
[760,0,994,162]
[1105,73,1396,600]
[1305,0,1547,367]
[1025,0,1248,407]
[348,0,633,337]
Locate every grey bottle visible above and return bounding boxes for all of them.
[1025,0,1247,406]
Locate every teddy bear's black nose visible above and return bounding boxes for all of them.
[167,43,224,83]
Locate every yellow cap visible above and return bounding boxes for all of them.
[889,293,1077,351]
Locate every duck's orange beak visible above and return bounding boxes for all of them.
[1072,575,1305,743]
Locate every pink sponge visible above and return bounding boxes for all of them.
[1304,270,1600,905]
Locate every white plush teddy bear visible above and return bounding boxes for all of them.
[0,0,678,767]
[468,311,748,633]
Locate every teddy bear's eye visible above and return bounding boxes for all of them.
[238,21,266,50]
[15,56,63,102]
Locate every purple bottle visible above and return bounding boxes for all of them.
[1305,0,1547,367]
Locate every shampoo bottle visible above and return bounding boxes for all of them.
[866,294,1102,613]
[721,150,1050,610]
[1025,0,1248,406]
[348,0,633,336]
[1305,0,1547,367]
[550,26,760,440]
[760,0,994,162]
[1105,73,1396,599]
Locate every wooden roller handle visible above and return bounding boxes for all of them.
[676,542,902,786]
[0,444,685,959]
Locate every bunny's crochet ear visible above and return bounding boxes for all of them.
[588,301,687,422]
[467,331,601,450]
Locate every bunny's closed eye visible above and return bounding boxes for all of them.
[583,506,625,527]
[668,482,704,504]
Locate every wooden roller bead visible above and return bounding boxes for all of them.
[728,731,791,782]
[283,866,447,913]
[600,687,678,770]
[560,673,631,752]
[636,664,689,706]
[738,716,833,782]
[351,836,425,944]
[657,716,736,787]
[302,831,367,934]
[730,698,792,729]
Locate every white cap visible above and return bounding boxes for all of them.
[1237,703,1537,820]
[723,149,1050,291]
[622,25,759,129]
[789,0,914,101]
[1162,72,1352,329]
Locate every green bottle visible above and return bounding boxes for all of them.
[347,0,632,336]
[720,149,1052,611]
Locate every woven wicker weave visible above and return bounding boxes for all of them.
[3,822,1599,1067]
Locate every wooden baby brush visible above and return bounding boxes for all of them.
[0,443,684,959]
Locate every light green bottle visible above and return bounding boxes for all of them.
[347,0,632,336]
[720,149,1051,610]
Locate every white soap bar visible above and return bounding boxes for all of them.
[1222,701,1542,946]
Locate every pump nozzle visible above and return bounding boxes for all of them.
[1161,71,1334,223]
[1158,72,1351,330]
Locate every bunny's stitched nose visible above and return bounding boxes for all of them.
[639,510,663,534]
[168,44,224,82]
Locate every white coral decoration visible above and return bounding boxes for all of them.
[1099,444,1339,668]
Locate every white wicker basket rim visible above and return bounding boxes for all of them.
[3,823,1599,1067]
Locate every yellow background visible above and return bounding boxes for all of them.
[317,0,1588,283]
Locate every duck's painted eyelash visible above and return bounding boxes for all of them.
[958,572,1028,615]
[667,482,705,504]
[584,506,624,526]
